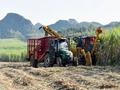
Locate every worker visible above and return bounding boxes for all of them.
[59,39,73,64]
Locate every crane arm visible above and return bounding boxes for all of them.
[39,25,63,39]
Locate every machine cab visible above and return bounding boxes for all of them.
[75,36,96,52]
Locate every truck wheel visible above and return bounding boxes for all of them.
[44,54,54,67]
[56,57,62,66]
[30,55,34,66]
[72,57,78,66]
[30,55,38,68]
[92,53,97,65]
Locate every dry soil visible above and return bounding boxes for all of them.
[0,62,120,90]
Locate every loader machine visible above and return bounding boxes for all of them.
[68,27,102,65]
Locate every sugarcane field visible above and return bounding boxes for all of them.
[0,0,120,90]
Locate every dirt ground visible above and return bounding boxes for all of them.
[0,62,120,90]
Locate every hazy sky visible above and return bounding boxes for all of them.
[0,0,120,25]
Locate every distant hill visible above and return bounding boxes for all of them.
[49,19,102,31]
[103,22,120,29]
[0,13,120,40]
[49,19,79,31]
[0,13,46,40]
[49,19,120,36]
[0,13,36,40]
[49,19,103,36]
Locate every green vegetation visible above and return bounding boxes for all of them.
[0,38,26,62]
[0,28,120,66]
[97,28,120,65]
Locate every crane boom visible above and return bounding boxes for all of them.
[39,25,63,39]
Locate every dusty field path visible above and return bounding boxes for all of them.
[0,62,120,90]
